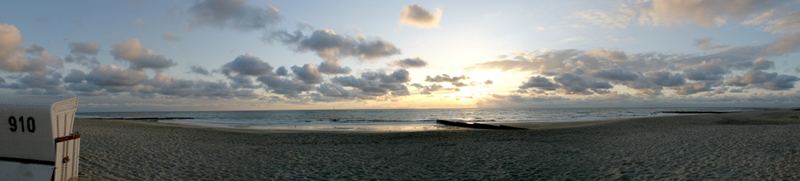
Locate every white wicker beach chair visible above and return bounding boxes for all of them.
[0,97,80,181]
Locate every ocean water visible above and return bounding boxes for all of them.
[78,107,756,132]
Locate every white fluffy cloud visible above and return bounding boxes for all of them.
[399,4,443,28]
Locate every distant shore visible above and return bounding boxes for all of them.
[76,109,800,180]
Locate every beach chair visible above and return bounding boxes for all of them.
[0,97,80,181]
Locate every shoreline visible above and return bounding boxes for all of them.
[94,110,749,134]
[75,109,800,179]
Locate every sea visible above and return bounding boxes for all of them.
[77,107,759,132]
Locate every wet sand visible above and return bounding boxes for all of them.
[76,109,800,180]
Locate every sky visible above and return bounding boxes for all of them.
[1,0,800,111]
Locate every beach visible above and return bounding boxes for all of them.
[76,109,800,180]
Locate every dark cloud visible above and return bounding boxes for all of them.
[275,66,288,76]
[425,74,468,87]
[64,54,99,66]
[69,42,99,55]
[727,70,799,90]
[318,61,351,74]
[111,38,176,70]
[85,64,147,87]
[392,57,427,68]
[752,58,774,70]
[399,4,442,28]
[189,66,212,76]
[272,29,401,62]
[220,55,273,76]
[317,83,362,99]
[593,69,639,81]
[156,79,256,99]
[553,73,613,95]
[645,71,686,87]
[290,64,323,84]
[25,44,45,54]
[189,0,280,31]
[6,73,65,94]
[519,76,558,91]
[331,69,411,97]
[676,82,713,95]
[683,63,728,81]
[63,69,86,83]
[257,74,313,97]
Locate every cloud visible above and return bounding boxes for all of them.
[6,73,66,95]
[549,73,613,95]
[410,83,447,94]
[290,64,323,84]
[331,69,411,97]
[744,10,800,33]
[189,66,212,76]
[188,0,280,31]
[272,29,401,62]
[473,39,796,96]
[0,23,22,60]
[220,54,273,76]
[766,32,800,55]
[425,74,468,87]
[592,69,639,81]
[519,76,558,91]
[683,62,729,81]
[85,64,147,88]
[675,82,713,95]
[694,37,729,51]
[316,83,363,99]
[399,4,442,28]
[391,57,427,68]
[65,42,101,66]
[0,24,62,74]
[644,71,686,87]
[257,74,313,97]
[69,42,99,55]
[318,61,351,74]
[156,79,255,99]
[111,38,176,70]
[573,9,635,28]
[752,58,774,70]
[275,66,288,76]
[576,0,790,28]
[63,69,86,83]
[727,69,799,90]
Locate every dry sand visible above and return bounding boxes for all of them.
[75,109,800,180]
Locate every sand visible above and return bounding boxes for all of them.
[75,109,800,180]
